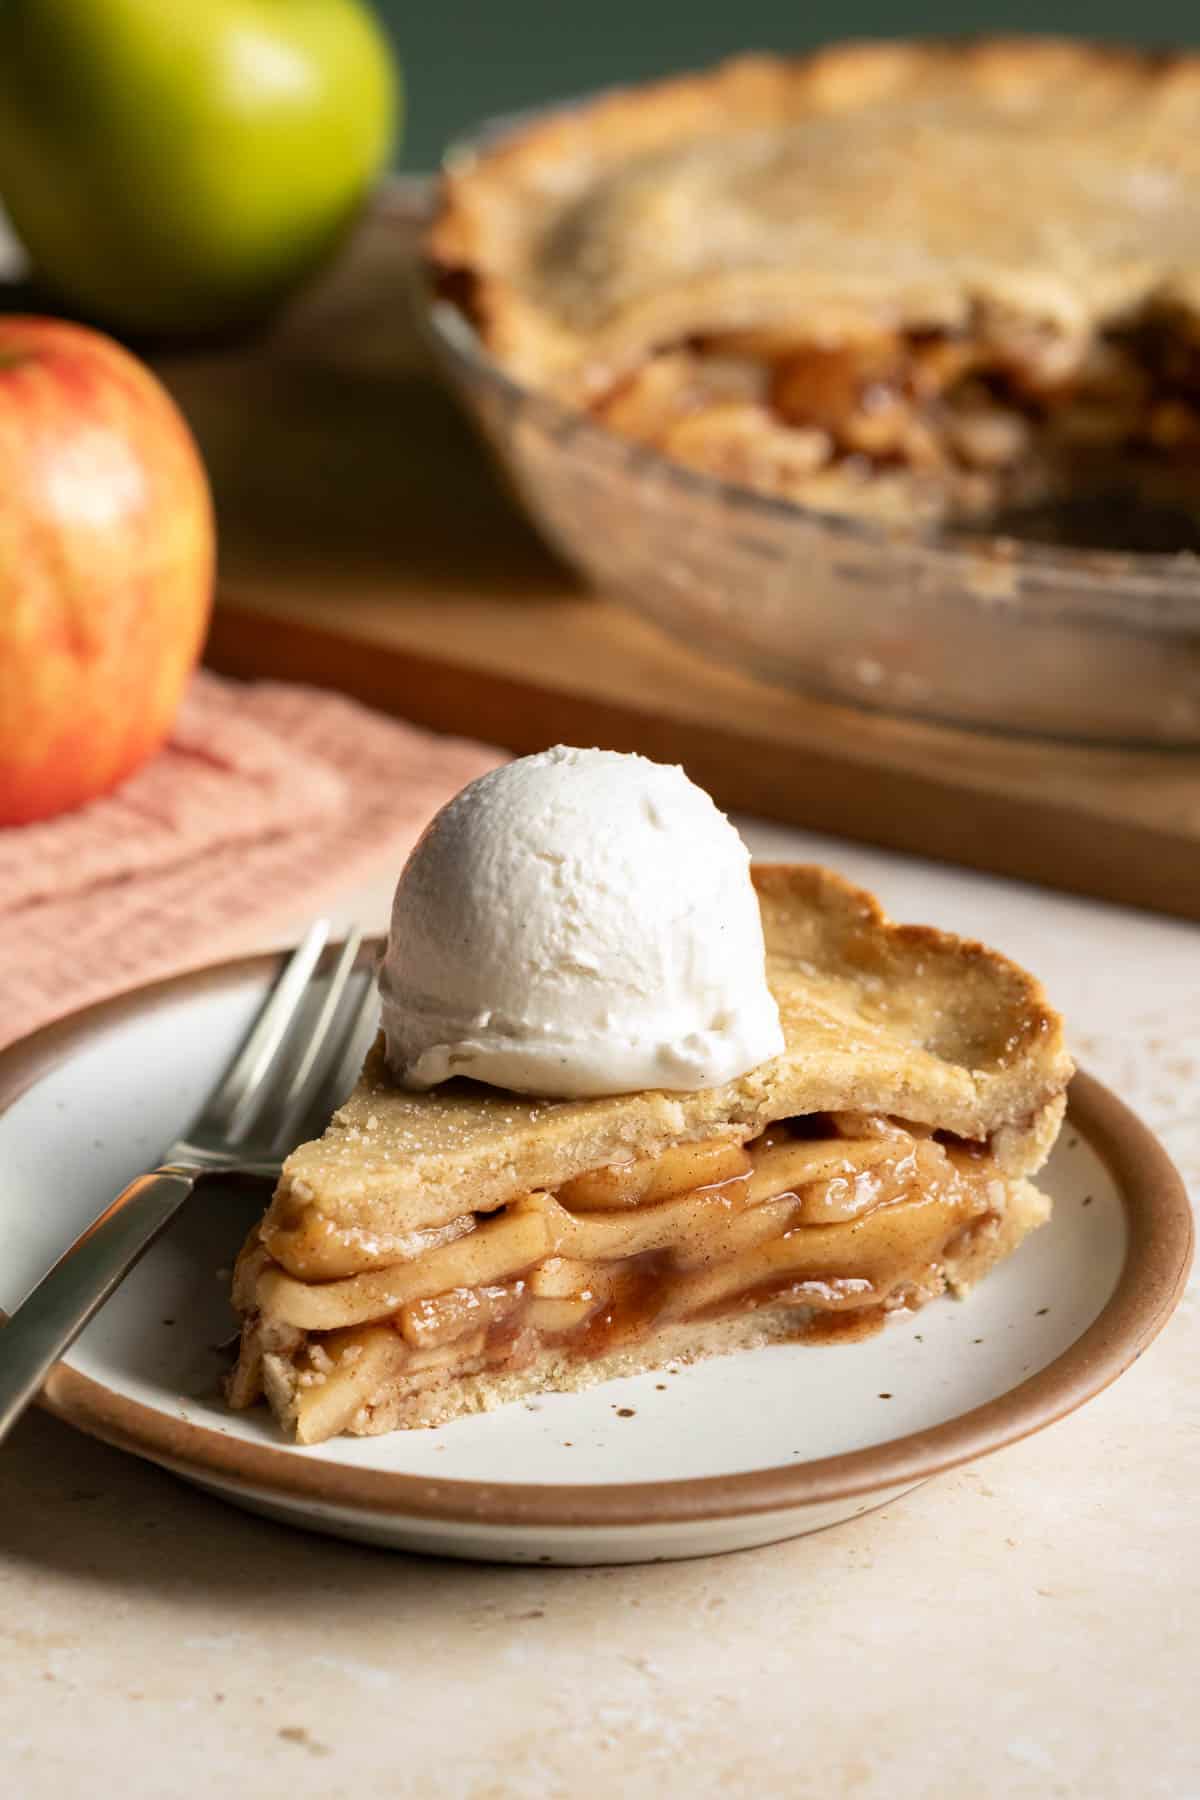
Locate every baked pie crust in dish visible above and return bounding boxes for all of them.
[228,867,1073,1443]
[430,40,1200,532]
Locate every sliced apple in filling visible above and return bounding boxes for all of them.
[231,1112,1053,1443]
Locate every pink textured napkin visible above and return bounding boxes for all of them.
[0,671,503,1051]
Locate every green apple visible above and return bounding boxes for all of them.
[0,0,398,336]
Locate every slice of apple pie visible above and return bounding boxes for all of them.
[228,866,1071,1442]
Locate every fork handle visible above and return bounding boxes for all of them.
[0,1166,196,1444]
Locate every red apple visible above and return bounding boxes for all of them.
[0,317,214,825]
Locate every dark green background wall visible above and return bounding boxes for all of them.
[372,1,1197,170]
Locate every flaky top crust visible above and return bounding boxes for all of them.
[267,865,1072,1239]
[430,39,1200,396]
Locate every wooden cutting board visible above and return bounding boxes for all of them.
[153,186,1200,922]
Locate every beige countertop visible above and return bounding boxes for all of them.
[3,818,1198,1799]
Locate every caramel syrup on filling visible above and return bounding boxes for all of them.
[273,1113,1004,1394]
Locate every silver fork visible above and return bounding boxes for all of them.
[0,921,379,1444]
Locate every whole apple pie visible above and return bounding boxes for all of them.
[430,40,1200,534]
[228,866,1071,1442]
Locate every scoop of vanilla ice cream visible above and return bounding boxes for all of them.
[378,745,784,1098]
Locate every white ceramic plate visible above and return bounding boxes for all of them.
[0,946,1191,1565]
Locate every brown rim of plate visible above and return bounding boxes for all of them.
[1,941,1192,1532]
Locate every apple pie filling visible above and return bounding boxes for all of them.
[586,306,1200,534]
[230,1111,1016,1442]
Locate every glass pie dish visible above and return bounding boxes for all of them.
[425,291,1200,747]
[418,91,1200,748]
